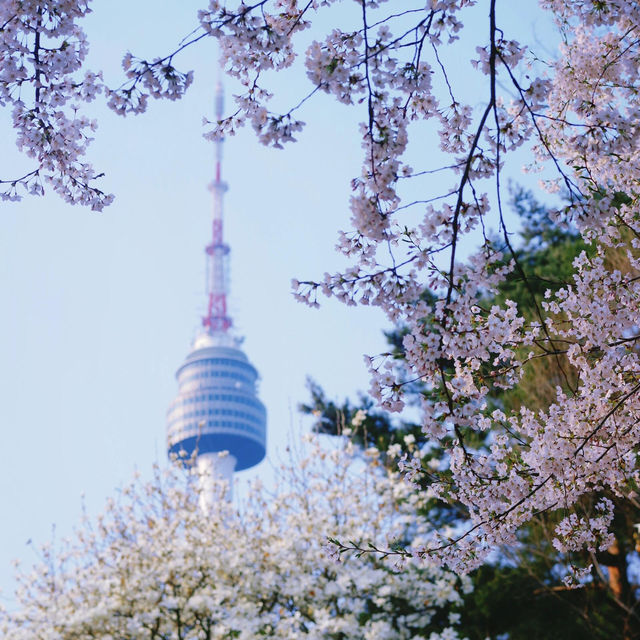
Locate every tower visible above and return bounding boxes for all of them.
[166,83,266,497]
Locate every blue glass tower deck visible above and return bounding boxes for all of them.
[167,332,266,471]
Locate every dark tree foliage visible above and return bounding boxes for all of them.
[301,188,640,640]
[299,377,423,453]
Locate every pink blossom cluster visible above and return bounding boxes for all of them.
[199,0,310,147]
[0,0,112,208]
[1,1,196,207]
[106,52,194,116]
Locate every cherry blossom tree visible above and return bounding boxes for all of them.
[5,0,640,578]
[302,194,640,638]
[193,0,640,578]
[0,435,469,640]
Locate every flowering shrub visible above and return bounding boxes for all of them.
[0,436,470,639]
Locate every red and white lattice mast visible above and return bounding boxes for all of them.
[203,82,232,334]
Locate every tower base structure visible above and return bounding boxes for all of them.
[196,451,237,506]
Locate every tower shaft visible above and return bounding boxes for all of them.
[167,80,267,504]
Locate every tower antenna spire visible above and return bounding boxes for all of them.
[203,81,232,333]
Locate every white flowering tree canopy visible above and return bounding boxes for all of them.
[4,0,640,575]
[0,437,470,640]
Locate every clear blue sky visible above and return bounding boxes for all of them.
[0,1,556,603]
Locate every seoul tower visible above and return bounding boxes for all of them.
[166,83,266,497]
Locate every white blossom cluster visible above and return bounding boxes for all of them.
[0,436,470,639]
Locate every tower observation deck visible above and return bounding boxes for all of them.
[167,83,266,490]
